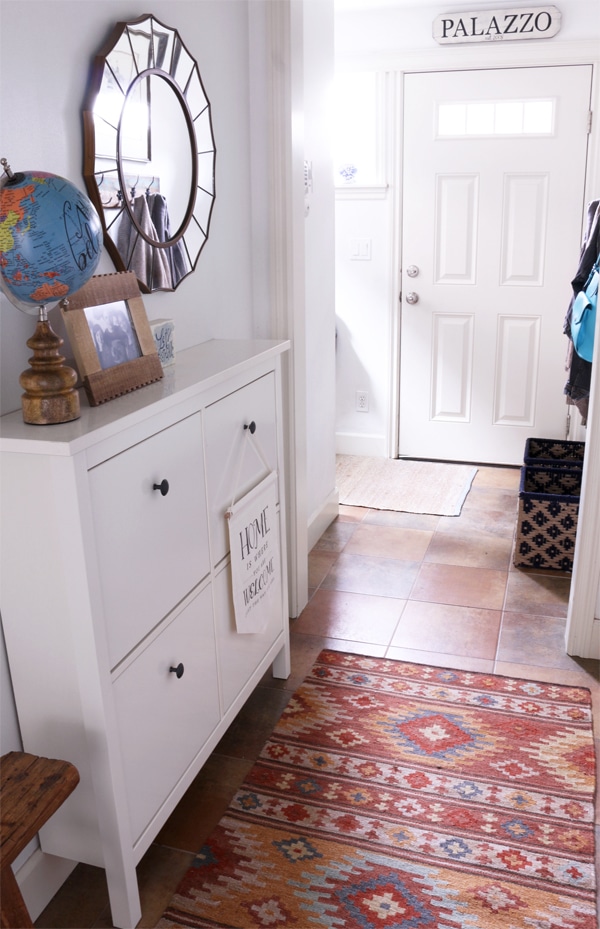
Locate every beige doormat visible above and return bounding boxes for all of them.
[336,455,477,516]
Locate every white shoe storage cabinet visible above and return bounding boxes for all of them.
[0,340,291,927]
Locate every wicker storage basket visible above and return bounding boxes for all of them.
[513,466,581,571]
[523,437,585,468]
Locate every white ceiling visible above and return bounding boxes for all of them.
[334,0,434,7]
[334,0,591,8]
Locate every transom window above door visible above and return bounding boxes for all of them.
[436,98,555,138]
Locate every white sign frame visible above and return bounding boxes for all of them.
[226,471,281,635]
[433,7,561,45]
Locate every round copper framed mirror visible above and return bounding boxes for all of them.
[83,14,216,293]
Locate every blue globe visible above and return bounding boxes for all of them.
[0,168,102,315]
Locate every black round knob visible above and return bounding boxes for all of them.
[244,421,256,434]
[153,479,169,496]
[169,663,184,679]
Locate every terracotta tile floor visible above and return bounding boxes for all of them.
[35,466,599,928]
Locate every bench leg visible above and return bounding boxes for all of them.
[1,866,33,929]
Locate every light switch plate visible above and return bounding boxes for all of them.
[350,238,372,260]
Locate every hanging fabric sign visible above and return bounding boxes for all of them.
[226,471,281,635]
[433,7,561,44]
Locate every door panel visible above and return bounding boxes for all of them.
[501,174,548,284]
[435,175,479,283]
[494,315,540,423]
[431,313,473,421]
[400,66,592,464]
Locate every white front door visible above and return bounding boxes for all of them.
[399,66,592,464]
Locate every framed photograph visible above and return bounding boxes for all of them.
[60,271,163,406]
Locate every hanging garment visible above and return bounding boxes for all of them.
[563,199,600,424]
[148,193,189,288]
[571,256,600,362]
[116,195,172,291]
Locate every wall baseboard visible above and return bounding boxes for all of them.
[335,432,386,457]
[589,618,600,660]
[16,849,77,922]
[307,489,339,552]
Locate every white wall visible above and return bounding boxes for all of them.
[0,0,265,417]
[0,0,337,913]
[0,0,272,903]
[335,195,392,455]
[333,0,600,456]
[335,0,599,52]
[0,0,269,711]
[304,0,338,544]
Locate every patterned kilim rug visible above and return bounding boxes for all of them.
[336,455,478,516]
[157,651,597,929]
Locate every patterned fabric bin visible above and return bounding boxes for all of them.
[523,437,585,468]
[513,466,581,571]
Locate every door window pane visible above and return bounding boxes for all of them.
[466,102,495,134]
[437,98,555,137]
[523,100,554,133]
[495,101,524,134]
[438,103,466,136]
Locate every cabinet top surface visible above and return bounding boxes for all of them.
[0,339,289,456]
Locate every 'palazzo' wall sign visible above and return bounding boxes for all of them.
[433,6,561,44]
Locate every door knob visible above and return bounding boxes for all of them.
[406,265,419,278]
[405,292,419,305]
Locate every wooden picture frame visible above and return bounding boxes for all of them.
[60,271,163,406]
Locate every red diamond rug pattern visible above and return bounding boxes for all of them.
[157,650,597,929]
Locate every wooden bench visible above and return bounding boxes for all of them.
[1,752,79,929]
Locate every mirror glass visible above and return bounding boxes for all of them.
[83,15,216,293]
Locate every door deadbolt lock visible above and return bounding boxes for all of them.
[405,291,419,305]
[406,265,419,278]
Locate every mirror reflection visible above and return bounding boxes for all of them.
[83,14,216,293]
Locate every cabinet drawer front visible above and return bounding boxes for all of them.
[112,586,219,843]
[89,413,209,667]
[214,562,284,713]
[204,373,278,566]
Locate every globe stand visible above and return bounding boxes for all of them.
[19,306,80,425]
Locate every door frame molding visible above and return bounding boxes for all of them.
[339,39,599,658]
[265,0,310,619]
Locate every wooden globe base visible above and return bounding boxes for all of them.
[19,319,80,425]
